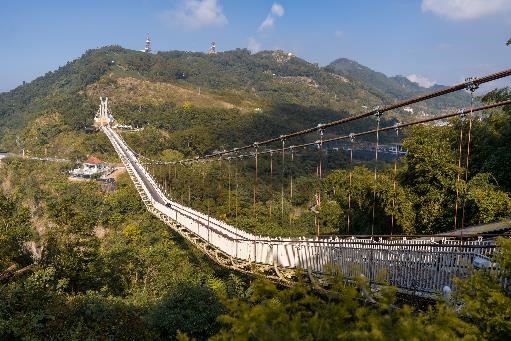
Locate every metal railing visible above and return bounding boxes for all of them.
[103,126,496,294]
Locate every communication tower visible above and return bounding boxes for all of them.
[143,34,151,53]
[208,41,217,55]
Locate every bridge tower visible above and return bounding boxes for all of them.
[94,97,113,127]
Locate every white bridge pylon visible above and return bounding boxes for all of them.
[94,97,114,127]
[102,124,495,295]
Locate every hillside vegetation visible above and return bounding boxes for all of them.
[0,45,471,158]
[0,44,510,340]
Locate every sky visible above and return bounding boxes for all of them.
[1,0,510,93]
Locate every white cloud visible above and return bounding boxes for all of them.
[271,3,285,17]
[259,15,275,31]
[247,37,262,53]
[421,0,511,20]
[259,3,285,31]
[407,74,436,88]
[165,0,227,30]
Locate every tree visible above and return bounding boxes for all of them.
[0,193,33,272]
[325,167,415,234]
[149,284,225,339]
[401,124,460,233]
[213,277,480,340]
[454,238,511,340]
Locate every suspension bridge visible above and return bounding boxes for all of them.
[100,68,511,296]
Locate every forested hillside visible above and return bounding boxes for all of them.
[0,45,470,159]
[0,45,510,339]
[327,58,472,111]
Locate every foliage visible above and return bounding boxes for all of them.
[149,284,225,339]
[472,88,511,192]
[0,193,33,271]
[454,238,511,340]
[465,173,511,225]
[213,277,480,340]
[325,166,415,234]
[0,160,234,340]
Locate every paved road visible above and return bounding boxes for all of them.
[0,152,69,163]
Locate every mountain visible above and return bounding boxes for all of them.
[326,58,472,112]
[0,46,471,160]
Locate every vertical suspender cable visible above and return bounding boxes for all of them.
[290,147,294,225]
[454,114,465,231]
[372,111,382,236]
[290,148,294,198]
[461,81,479,238]
[281,139,286,225]
[270,151,273,216]
[391,124,400,236]
[235,155,239,228]
[254,145,258,216]
[168,164,172,199]
[228,158,232,215]
[317,127,324,236]
[348,133,354,235]
[188,162,192,207]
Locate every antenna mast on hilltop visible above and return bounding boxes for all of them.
[143,34,151,53]
[208,41,217,54]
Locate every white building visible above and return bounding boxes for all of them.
[70,156,110,178]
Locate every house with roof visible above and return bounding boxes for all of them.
[70,155,110,178]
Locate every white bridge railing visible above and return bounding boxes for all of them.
[103,126,495,294]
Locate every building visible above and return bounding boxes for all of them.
[403,107,414,114]
[70,156,110,178]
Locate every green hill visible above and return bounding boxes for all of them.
[0,46,471,159]
[327,57,472,112]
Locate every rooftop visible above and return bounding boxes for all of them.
[84,155,104,165]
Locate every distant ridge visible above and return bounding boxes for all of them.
[326,58,471,110]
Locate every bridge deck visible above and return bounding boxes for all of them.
[103,126,496,295]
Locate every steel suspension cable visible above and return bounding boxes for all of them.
[454,115,465,231]
[163,68,511,163]
[137,100,511,166]
[371,111,382,236]
[269,151,273,216]
[281,139,286,225]
[253,145,258,216]
[317,128,324,236]
[348,133,355,234]
[235,155,239,227]
[228,158,232,215]
[167,164,172,198]
[289,147,294,226]
[460,82,479,237]
[391,124,401,236]
[290,147,294,200]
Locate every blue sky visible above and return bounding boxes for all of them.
[1,0,510,92]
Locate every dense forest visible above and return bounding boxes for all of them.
[1,44,510,339]
[142,89,511,237]
[1,154,510,340]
